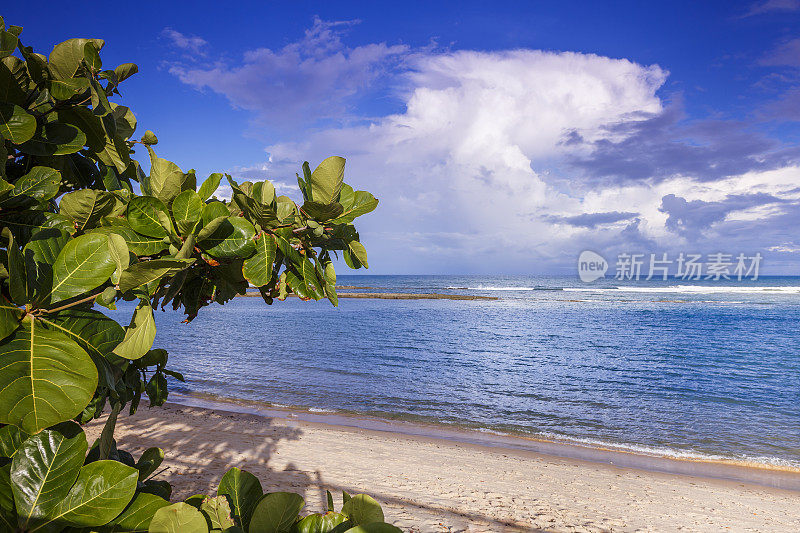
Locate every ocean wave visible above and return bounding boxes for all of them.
[536,432,800,469]
[563,285,800,294]
[447,286,560,291]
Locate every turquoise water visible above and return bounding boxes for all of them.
[126,275,800,467]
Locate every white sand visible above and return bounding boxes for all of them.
[86,404,800,532]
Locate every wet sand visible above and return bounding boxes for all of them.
[85,402,800,532]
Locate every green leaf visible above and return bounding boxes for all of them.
[284,270,311,299]
[0,103,36,144]
[40,308,124,359]
[142,130,158,145]
[19,122,86,156]
[0,30,18,60]
[127,196,171,238]
[275,196,297,222]
[227,176,279,229]
[108,232,130,283]
[172,190,202,235]
[0,61,26,106]
[0,463,13,530]
[149,502,209,533]
[11,422,86,529]
[329,191,378,225]
[347,241,369,269]
[83,41,102,71]
[59,189,117,231]
[301,201,344,222]
[118,259,194,293]
[242,234,277,287]
[323,261,337,307]
[136,447,164,481]
[56,106,105,152]
[197,217,256,259]
[97,130,131,173]
[273,231,303,265]
[147,147,186,205]
[338,184,354,210]
[0,424,27,458]
[49,38,104,79]
[23,228,71,303]
[49,77,90,100]
[217,467,262,529]
[4,228,28,305]
[13,166,62,202]
[114,63,139,83]
[309,156,345,204]
[295,512,348,533]
[198,173,223,201]
[89,225,168,256]
[300,258,324,300]
[200,201,230,225]
[248,492,304,533]
[107,492,169,532]
[0,319,97,434]
[109,104,137,141]
[42,459,138,529]
[113,301,156,360]
[201,495,236,530]
[22,50,50,84]
[301,162,312,200]
[49,233,115,304]
[0,211,75,246]
[341,495,383,526]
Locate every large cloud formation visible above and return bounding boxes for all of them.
[167,18,800,274]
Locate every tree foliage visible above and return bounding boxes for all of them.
[0,16,394,532]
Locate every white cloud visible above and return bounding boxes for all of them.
[168,17,408,127]
[258,49,671,271]
[162,28,208,56]
[744,0,800,17]
[170,21,800,272]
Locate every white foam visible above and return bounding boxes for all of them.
[537,432,800,468]
[563,285,800,294]
[448,286,539,291]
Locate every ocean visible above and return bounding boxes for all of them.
[118,275,800,469]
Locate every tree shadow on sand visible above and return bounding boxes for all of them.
[87,404,544,532]
[87,404,310,500]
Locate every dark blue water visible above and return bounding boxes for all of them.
[118,275,800,467]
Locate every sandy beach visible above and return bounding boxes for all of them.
[85,402,800,532]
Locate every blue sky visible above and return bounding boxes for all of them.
[5,1,800,274]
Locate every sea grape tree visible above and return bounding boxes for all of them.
[0,16,393,532]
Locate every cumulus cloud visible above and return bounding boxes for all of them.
[566,104,800,184]
[169,18,800,273]
[659,192,788,237]
[167,17,408,128]
[259,48,670,271]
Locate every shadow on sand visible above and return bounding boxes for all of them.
[87,404,540,532]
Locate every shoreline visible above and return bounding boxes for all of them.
[170,392,800,492]
[85,401,800,532]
